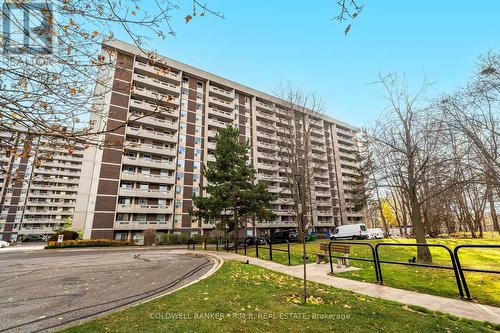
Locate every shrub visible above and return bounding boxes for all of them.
[48,230,79,242]
[45,239,132,249]
[143,229,156,246]
[158,233,202,245]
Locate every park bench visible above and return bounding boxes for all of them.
[315,243,351,267]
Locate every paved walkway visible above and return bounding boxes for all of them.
[204,250,500,325]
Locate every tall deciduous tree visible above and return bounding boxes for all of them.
[191,126,274,239]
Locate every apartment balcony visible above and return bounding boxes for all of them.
[126,127,177,143]
[122,156,176,170]
[17,226,61,235]
[29,193,77,199]
[129,99,179,117]
[118,187,175,199]
[206,154,216,163]
[208,106,234,121]
[133,73,181,95]
[26,201,75,208]
[134,61,181,83]
[257,131,275,141]
[128,113,178,131]
[132,86,180,106]
[273,209,295,216]
[257,151,277,160]
[33,177,80,185]
[256,120,274,130]
[310,136,324,145]
[315,189,331,196]
[256,100,273,111]
[337,135,354,145]
[116,204,174,214]
[23,209,74,216]
[256,174,277,182]
[207,141,216,150]
[255,220,296,228]
[207,129,218,138]
[114,219,173,230]
[208,117,232,129]
[208,96,234,111]
[50,155,82,162]
[258,162,279,171]
[125,143,176,157]
[256,110,276,120]
[29,184,78,191]
[315,200,331,207]
[40,163,81,172]
[209,85,234,100]
[256,140,275,150]
[317,210,334,216]
[121,172,175,184]
[33,169,81,177]
[342,168,358,176]
[340,160,359,168]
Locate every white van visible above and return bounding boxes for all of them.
[367,228,385,239]
[330,223,368,240]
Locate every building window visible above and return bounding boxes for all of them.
[176,172,184,180]
[197,81,203,89]
[177,159,185,168]
[193,174,201,183]
[195,125,202,135]
[193,187,200,196]
[194,161,200,170]
[176,185,182,194]
[194,149,201,158]
[195,137,202,145]
[178,146,185,155]
[137,214,146,222]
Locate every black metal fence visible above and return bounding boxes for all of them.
[328,241,499,301]
[454,244,500,300]
[187,236,292,266]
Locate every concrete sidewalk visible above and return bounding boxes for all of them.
[204,250,500,325]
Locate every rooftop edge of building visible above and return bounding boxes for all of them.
[102,38,359,132]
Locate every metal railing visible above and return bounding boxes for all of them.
[187,236,292,266]
[454,244,500,300]
[374,243,464,299]
[328,241,380,282]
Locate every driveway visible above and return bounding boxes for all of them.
[0,249,216,333]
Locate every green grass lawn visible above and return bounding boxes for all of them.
[217,238,500,307]
[60,261,499,333]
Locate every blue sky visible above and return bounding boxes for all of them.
[117,0,499,128]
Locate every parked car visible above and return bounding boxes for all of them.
[270,230,298,244]
[330,223,369,240]
[245,237,268,246]
[22,234,45,242]
[0,240,10,248]
[367,228,385,239]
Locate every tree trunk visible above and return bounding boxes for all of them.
[486,181,500,234]
[409,194,432,262]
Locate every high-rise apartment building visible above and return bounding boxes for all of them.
[76,39,363,242]
[0,132,84,241]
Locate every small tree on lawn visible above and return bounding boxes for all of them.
[192,126,274,242]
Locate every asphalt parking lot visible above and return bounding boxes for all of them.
[0,248,215,333]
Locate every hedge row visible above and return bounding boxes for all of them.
[45,239,133,249]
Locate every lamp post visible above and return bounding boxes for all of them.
[294,174,307,303]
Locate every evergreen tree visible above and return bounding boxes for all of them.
[191,126,274,239]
